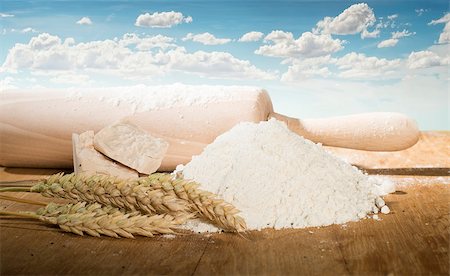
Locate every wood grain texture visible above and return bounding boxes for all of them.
[1,172,448,275]
[326,131,450,169]
[1,132,449,275]
[272,112,420,151]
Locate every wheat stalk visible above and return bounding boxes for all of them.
[1,202,190,238]
[29,173,190,217]
[142,173,247,232]
[0,194,47,206]
[1,173,247,232]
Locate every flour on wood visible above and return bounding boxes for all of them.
[180,119,389,231]
[66,84,263,113]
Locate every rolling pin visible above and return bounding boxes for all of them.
[0,87,419,171]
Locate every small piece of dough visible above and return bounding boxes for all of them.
[72,131,138,179]
[93,121,169,174]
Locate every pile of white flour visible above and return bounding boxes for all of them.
[179,119,391,232]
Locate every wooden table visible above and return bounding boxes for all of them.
[1,132,449,275]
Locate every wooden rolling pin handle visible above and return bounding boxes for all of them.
[270,112,420,151]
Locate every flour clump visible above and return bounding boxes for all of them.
[180,119,386,231]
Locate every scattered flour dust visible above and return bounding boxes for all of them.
[65,84,263,113]
[179,119,389,232]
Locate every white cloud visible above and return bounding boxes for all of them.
[1,33,274,80]
[392,29,415,39]
[361,13,403,39]
[429,13,450,25]
[428,13,450,44]
[282,66,331,82]
[264,30,293,42]
[334,52,402,79]
[182,32,231,45]
[361,28,380,39]
[281,43,449,83]
[30,33,62,50]
[238,31,264,42]
[64,37,76,46]
[407,50,450,69]
[119,33,176,50]
[21,27,38,33]
[281,52,402,82]
[375,15,398,30]
[415,9,428,16]
[377,38,398,48]
[164,48,276,79]
[377,29,415,48]
[0,13,14,18]
[387,14,398,20]
[76,17,92,25]
[428,44,450,60]
[313,3,376,37]
[135,11,192,28]
[255,31,344,58]
[5,27,38,34]
[281,56,333,81]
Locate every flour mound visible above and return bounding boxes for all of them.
[181,119,384,231]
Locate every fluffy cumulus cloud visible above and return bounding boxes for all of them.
[361,28,380,39]
[255,30,344,58]
[313,3,376,38]
[1,33,175,74]
[334,52,401,79]
[428,13,450,44]
[182,32,231,45]
[118,33,176,50]
[135,11,192,28]
[76,17,92,25]
[281,56,333,81]
[377,38,398,48]
[164,48,275,79]
[407,50,449,69]
[281,52,403,82]
[1,33,275,80]
[264,30,293,42]
[377,29,415,48]
[238,31,264,42]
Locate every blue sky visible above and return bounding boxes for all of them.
[1,0,449,129]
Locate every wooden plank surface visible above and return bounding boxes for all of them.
[1,132,449,275]
[0,175,448,275]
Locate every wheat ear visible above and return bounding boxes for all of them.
[142,173,247,232]
[1,202,191,238]
[29,173,190,217]
[5,172,247,232]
